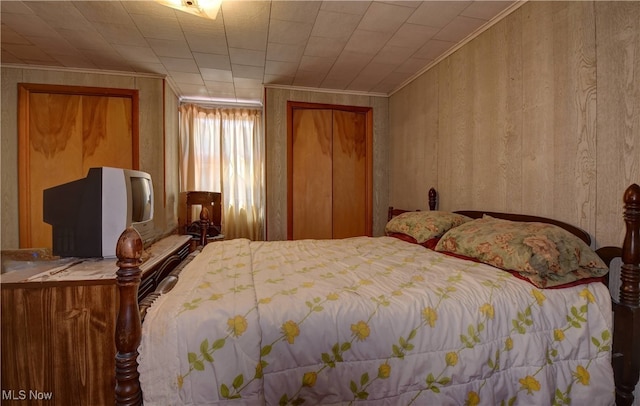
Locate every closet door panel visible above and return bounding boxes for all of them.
[27,93,85,249]
[81,96,133,170]
[332,110,367,238]
[292,109,333,239]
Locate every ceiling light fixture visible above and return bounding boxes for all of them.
[158,0,221,19]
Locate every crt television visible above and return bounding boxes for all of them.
[43,167,155,258]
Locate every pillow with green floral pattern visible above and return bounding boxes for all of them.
[385,211,471,244]
[434,215,608,288]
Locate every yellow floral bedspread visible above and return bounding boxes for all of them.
[139,237,614,405]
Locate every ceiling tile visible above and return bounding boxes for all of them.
[194,53,231,70]
[232,64,264,80]
[52,53,98,69]
[113,45,161,63]
[387,23,440,50]
[266,42,305,64]
[22,2,96,31]
[2,13,59,37]
[2,43,56,62]
[129,14,185,41]
[347,61,397,92]
[57,28,112,51]
[0,1,33,14]
[394,56,432,74]
[160,57,200,73]
[303,36,346,59]
[25,35,77,56]
[322,51,372,89]
[147,38,193,58]
[171,71,205,85]
[73,1,132,24]
[357,2,414,33]
[200,68,233,82]
[413,39,456,61]
[93,22,148,47]
[1,24,30,45]
[184,32,228,55]
[320,1,370,16]
[293,71,325,88]
[271,1,321,23]
[264,74,294,86]
[433,16,486,43]
[268,20,313,46]
[344,29,393,56]
[310,10,361,40]
[1,49,25,64]
[0,0,521,103]
[265,60,299,76]
[371,45,416,66]
[229,48,266,67]
[298,55,335,74]
[233,77,262,89]
[408,1,472,28]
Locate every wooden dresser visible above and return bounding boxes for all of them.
[1,234,190,405]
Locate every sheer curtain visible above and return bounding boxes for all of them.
[179,103,264,240]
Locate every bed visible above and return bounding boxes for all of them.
[114,185,640,406]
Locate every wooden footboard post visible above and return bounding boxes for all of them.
[614,183,640,406]
[115,227,144,406]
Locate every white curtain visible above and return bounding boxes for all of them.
[179,104,264,240]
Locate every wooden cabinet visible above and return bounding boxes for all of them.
[0,235,190,405]
[287,102,372,240]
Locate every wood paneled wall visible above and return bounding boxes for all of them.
[265,88,388,240]
[0,68,181,250]
[389,1,640,248]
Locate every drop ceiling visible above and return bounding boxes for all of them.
[1,1,520,105]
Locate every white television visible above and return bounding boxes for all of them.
[43,167,155,258]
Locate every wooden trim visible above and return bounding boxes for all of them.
[365,107,373,237]
[286,101,294,240]
[162,79,167,207]
[17,85,31,248]
[17,83,140,248]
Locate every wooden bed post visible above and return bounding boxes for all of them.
[428,188,437,211]
[115,227,144,406]
[614,183,640,406]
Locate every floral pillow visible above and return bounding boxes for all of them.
[434,216,609,288]
[385,211,472,244]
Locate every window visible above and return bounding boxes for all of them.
[179,104,264,240]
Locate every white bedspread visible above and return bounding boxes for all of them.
[139,236,614,405]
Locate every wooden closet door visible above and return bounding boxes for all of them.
[287,102,372,240]
[291,108,333,239]
[19,84,138,249]
[332,110,367,238]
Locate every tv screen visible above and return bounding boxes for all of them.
[130,177,152,222]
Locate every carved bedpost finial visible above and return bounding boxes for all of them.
[200,206,210,247]
[428,188,437,211]
[115,227,143,406]
[621,183,640,307]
